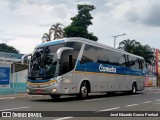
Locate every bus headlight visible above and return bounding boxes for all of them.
[27,89,30,93]
[52,88,57,92]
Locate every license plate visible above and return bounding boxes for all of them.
[36,90,43,93]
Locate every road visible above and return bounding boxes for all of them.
[0,87,160,120]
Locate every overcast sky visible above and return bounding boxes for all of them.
[0,0,160,54]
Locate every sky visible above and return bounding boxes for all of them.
[0,0,160,54]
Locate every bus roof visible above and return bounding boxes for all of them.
[36,37,144,59]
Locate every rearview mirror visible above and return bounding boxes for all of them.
[57,47,73,59]
[21,53,32,65]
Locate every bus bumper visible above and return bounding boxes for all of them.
[27,83,62,95]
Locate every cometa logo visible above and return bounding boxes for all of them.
[99,64,116,73]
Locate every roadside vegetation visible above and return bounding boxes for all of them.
[42,4,98,42]
[0,43,19,53]
[118,39,155,65]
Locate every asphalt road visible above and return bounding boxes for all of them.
[1,87,160,120]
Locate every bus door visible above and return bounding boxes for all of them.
[60,50,79,93]
[60,50,74,76]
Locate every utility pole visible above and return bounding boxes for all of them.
[112,33,126,48]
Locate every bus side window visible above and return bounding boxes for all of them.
[80,56,93,64]
[80,44,97,64]
[139,59,144,69]
[124,55,130,67]
[128,56,139,69]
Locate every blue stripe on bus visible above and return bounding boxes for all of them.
[75,61,146,76]
[36,40,65,48]
[28,61,145,83]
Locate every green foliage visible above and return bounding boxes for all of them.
[49,23,64,40]
[71,4,95,28]
[135,45,155,64]
[0,43,19,53]
[64,4,98,41]
[118,39,155,64]
[118,39,140,54]
[42,23,64,42]
[42,33,50,42]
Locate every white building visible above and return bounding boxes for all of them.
[0,52,28,94]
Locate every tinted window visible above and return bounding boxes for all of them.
[138,59,145,69]
[81,44,127,67]
[118,54,126,67]
[29,44,65,79]
[128,56,139,69]
[80,44,142,70]
[109,51,121,66]
[97,48,126,67]
[97,48,109,64]
[80,45,97,64]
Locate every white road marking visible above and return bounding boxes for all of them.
[53,117,73,120]
[0,106,30,111]
[99,107,121,112]
[84,98,106,102]
[125,104,139,107]
[144,101,152,104]
[97,99,158,112]
[0,97,15,100]
[155,99,160,101]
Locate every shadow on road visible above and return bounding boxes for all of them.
[30,92,144,103]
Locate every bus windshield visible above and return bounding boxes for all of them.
[29,44,64,79]
[28,42,82,80]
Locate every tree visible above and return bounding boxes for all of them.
[42,33,50,42]
[42,23,64,42]
[118,39,155,64]
[118,39,140,54]
[0,43,19,53]
[137,45,154,64]
[64,4,98,41]
[49,23,64,40]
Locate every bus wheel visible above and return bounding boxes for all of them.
[50,95,61,101]
[131,83,137,94]
[78,82,89,99]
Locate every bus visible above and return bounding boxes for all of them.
[22,37,146,100]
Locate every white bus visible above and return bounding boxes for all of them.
[22,37,146,100]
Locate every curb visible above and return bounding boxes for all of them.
[0,93,28,98]
[145,87,160,90]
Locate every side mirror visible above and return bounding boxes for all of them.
[57,47,73,59]
[21,53,32,65]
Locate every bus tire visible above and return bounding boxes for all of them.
[131,83,137,94]
[50,95,61,101]
[78,81,89,99]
